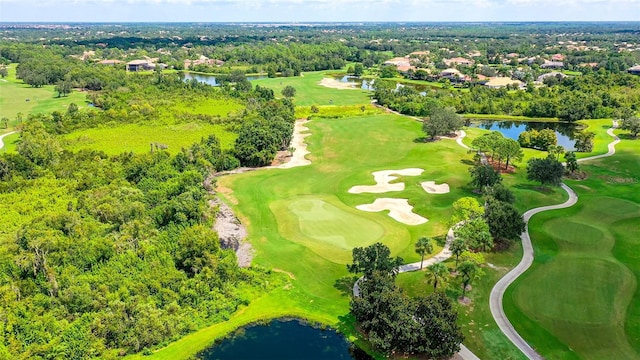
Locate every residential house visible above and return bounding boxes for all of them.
[628,65,640,75]
[536,72,567,83]
[541,60,564,69]
[443,57,474,67]
[551,54,566,61]
[484,77,524,89]
[126,59,166,72]
[98,59,124,66]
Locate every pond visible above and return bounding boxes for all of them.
[198,319,371,360]
[183,72,268,86]
[470,120,579,151]
[334,75,375,90]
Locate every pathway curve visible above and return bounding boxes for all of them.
[487,120,620,360]
[0,131,17,150]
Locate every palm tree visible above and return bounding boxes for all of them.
[450,238,467,270]
[458,260,478,298]
[427,263,449,292]
[415,237,433,269]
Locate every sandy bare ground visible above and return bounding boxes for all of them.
[278,119,311,169]
[356,198,428,226]
[319,77,357,90]
[421,181,450,194]
[349,168,424,194]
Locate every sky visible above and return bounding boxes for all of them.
[0,0,639,23]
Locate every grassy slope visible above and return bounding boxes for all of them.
[252,71,372,106]
[504,132,640,360]
[0,64,88,131]
[62,122,236,155]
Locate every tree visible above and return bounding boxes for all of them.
[450,238,467,269]
[527,156,564,187]
[281,85,296,98]
[347,242,403,278]
[621,117,640,138]
[574,131,595,152]
[55,80,72,97]
[483,183,515,204]
[415,237,433,269]
[548,144,565,160]
[427,263,449,292]
[458,260,478,298]
[564,151,579,174]
[354,63,364,76]
[451,197,484,224]
[455,218,493,252]
[422,107,463,140]
[469,164,501,190]
[380,65,398,78]
[497,137,524,170]
[484,198,526,242]
[0,67,7,78]
[413,292,464,358]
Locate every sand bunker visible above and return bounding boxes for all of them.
[319,78,357,90]
[356,198,428,226]
[421,181,450,194]
[349,168,424,194]
[279,120,311,169]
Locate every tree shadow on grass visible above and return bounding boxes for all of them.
[460,159,475,166]
[334,275,359,297]
[513,183,556,194]
[617,133,638,141]
[413,136,440,143]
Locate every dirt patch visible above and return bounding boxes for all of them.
[318,77,357,90]
[420,181,450,194]
[601,176,638,184]
[278,119,311,169]
[356,198,428,225]
[212,198,253,268]
[349,168,424,194]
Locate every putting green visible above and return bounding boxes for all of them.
[542,219,611,251]
[271,196,401,264]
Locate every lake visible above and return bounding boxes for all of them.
[470,120,579,151]
[183,72,268,86]
[198,319,370,360]
[335,75,375,90]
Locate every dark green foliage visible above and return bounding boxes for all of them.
[518,128,557,151]
[0,121,279,357]
[347,242,403,278]
[573,131,595,152]
[351,271,463,357]
[527,156,565,186]
[469,164,502,189]
[455,218,493,252]
[483,183,515,204]
[484,198,526,243]
[621,117,640,138]
[422,107,464,140]
[564,151,579,173]
[415,237,433,269]
[281,85,296,98]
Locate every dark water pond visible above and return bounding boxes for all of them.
[470,120,579,151]
[183,72,268,86]
[198,319,370,360]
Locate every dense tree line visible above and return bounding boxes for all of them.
[0,118,285,358]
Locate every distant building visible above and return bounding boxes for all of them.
[628,65,640,75]
[98,59,124,66]
[537,72,567,83]
[126,59,166,72]
[184,56,225,69]
[551,53,566,61]
[384,57,415,73]
[443,57,474,66]
[541,60,564,69]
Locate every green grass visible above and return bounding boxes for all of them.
[504,136,640,359]
[61,122,235,155]
[0,64,90,131]
[1,132,21,153]
[252,71,372,106]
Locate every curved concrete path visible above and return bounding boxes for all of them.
[0,131,17,150]
[488,120,620,360]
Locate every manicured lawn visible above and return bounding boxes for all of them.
[252,71,372,106]
[0,64,90,130]
[504,137,640,359]
[61,122,235,155]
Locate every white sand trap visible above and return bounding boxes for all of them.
[279,120,311,169]
[421,181,450,194]
[319,78,357,90]
[356,198,428,226]
[349,168,424,194]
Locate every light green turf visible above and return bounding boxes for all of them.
[504,135,640,359]
[252,71,372,106]
[271,195,408,264]
[0,64,89,131]
[61,122,235,155]
[1,132,20,153]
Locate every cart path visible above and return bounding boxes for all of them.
[488,120,620,360]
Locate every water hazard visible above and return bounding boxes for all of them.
[470,120,579,151]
